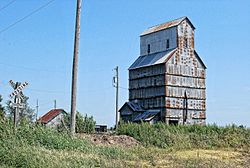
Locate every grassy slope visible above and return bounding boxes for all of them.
[0,120,249,168]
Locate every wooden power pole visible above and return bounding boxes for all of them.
[36,99,39,121]
[70,0,82,135]
[113,66,119,129]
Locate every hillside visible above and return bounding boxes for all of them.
[0,120,249,167]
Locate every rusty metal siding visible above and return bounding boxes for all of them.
[164,19,206,125]
[126,17,206,125]
[166,64,205,78]
[166,97,206,110]
[166,75,205,89]
[140,27,177,56]
[166,86,206,100]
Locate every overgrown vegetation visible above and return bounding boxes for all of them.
[5,96,35,122]
[117,122,250,149]
[60,111,96,133]
[0,120,249,167]
[0,95,4,119]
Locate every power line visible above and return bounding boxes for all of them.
[26,87,113,94]
[0,62,67,73]
[119,86,128,90]
[0,0,56,34]
[0,0,16,12]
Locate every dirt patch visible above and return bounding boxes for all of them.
[78,133,141,148]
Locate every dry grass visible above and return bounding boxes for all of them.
[1,120,250,167]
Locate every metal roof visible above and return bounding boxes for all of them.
[133,110,160,122]
[38,109,66,124]
[127,102,144,112]
[119,101,145,114]
[129,48,177,70]
[194,50,207,69]
[140,16,195,36]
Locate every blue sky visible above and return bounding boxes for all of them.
[0,0,250,127]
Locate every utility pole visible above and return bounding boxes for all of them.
[36,99,39,121]
[14,94,20,128]
[70,0,82,136]
[54,99,57,109]
[113,66,119,129]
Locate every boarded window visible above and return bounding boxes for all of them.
[166,39,169,49]
[147,44,150,54]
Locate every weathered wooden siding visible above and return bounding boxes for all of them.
[129,75,165,89]
[129,64,166,110]
[126,17,206,125]
[165,19,206,125]
[129,64,165,80]
[140,97,165,109]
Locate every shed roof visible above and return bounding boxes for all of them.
[38,109,66,124]
[128,48,177,70]
[133,110,160,122]
[140,16,195,36]
[119,101,144,113]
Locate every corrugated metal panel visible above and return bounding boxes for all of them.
[129,75,165,89]
[133,110,160,122]
[166,109,206,125]
[140,27,177,56]
[166,75,205,89]
[129,48,176,70]
[166,64,205,78]
[166,86,206,100]
[129,64,165,80]
[165,97,206,110]
[129,86,165,99]
[140,17,187,36]
[125,17,206,125]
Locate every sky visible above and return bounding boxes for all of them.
[0,0,250,127]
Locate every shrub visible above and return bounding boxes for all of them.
[117,122,250,149]
[59,112,96,134]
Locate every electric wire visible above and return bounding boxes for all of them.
[0,62,67,73]
[0,0,16,12]
[0,0,56,34]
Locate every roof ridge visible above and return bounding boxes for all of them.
[147,16,186,29]
[140,16,195,36]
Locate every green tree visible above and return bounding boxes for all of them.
[0,95,5,119]
[59,111,96,133]
[6,96,35,122]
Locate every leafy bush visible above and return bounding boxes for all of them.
[117,122,250,149]
[59,112,96,134]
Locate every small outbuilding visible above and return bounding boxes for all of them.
[38,109,67,128]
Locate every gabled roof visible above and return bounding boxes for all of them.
[133,110,160,122]
[194,50,207,69]
[38,109,66,124]
[140,17,195,36]
[129,48,177,70]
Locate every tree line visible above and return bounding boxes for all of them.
[0,94,96,134]
[0,94,35,122]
